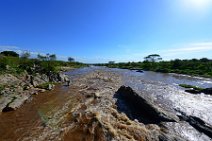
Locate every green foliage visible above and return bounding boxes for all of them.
[49,54,56,61]
[36,82,53,90]
[20,51,30,59]
[97,58,212,78]
[37,54,47,61]
[0,85,4,92]
[144,54,162,62]
[68,57,75,62]
[0,51,19,57]
[108,61,115,64]
[0,52,86,75]
[179,84,204,91]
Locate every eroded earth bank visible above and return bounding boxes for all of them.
[0,67,212,141]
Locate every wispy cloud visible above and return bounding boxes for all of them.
[0,46,20,51]
[160,42,212,59]
[166,42,212,53]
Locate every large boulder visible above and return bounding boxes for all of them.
[0,74,21,85]
[30,73,49,87]
[115,86,179,124]
[1,95,29,112]
[48,72,70,83]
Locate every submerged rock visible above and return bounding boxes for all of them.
[136,70,144,73]
[185,89,201,94]
[201,88,212,95]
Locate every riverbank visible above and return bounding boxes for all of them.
[96,58,212,78]
[0,71,70,112]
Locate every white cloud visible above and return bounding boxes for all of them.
[159,42,212,60]
[165,42,212,53]
[0,46,20,51]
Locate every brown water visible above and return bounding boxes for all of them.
[0,85,78,141]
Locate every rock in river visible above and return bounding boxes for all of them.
[201,88,212,95]
[115,86,179,124]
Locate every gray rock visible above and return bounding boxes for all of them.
[115,86,179,124]
[0,74,21,85]
[47,84,54,90]
[58,73,70,82]
[31,73,49,87]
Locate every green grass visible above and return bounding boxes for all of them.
[96,58,212,78]
[0,56,86,75]
[0,85,4,92]
[36,82,57,90]
[179,84,204,91]
[0,85,4,96]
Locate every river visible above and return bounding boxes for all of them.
[0,66,211,141]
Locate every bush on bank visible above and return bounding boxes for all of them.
[0,53,86,75]
[96,58,212,77]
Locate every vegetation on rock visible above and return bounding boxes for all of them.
[179,84,204,91]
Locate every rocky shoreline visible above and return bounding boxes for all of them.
[0,71,70,112]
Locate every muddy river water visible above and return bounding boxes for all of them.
[0,66,212,141]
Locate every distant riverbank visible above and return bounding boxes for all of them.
[96,58,212,78]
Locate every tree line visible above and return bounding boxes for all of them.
[97,54,212,77]
[0,50,84,75]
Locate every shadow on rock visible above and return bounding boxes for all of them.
[114,86,178,124]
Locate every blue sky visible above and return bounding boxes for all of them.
[0,0,212,63]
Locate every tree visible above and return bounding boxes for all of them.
[37,53,57,61]
[49,54,56,61]
[200,58,210,62]
[108,61,115,64]
[144,54,162,62]
[68,57,75,62]
[37,54,47,61]
[0,51,19,57]
[21,51,30,59]
[172,59,181,69]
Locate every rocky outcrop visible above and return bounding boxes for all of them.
[0,71,70,112]
[30,73,49,87]
[115,86,179,124]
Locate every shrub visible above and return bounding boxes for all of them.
[179,84,204,91]
[0,51,19,57]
